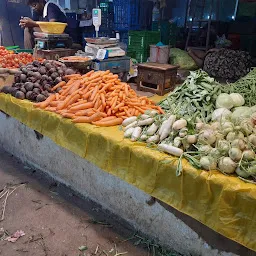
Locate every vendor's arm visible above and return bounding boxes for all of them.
[19,17,39,28]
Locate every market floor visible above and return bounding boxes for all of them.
[0,148,150,256]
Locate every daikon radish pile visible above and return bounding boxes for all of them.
[122,92,256,182]
[34,70,163,126]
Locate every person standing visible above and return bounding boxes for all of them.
[19,0,68,49]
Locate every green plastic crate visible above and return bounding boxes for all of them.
[14,49,33,54]
[128,31,161,50]
[135,50,149,63]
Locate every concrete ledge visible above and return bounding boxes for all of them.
[0,112,253,256]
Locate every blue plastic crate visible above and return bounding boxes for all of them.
[113,0,141,31]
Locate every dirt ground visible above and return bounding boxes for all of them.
[0,148,152,256]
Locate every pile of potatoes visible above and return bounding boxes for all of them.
[1,60,75,102]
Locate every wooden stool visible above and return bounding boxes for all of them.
[137,63,178,96]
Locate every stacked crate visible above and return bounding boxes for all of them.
[99,0,115,38]
[127,31,161,62]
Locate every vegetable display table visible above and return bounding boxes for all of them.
[0,94,255,254]
[137,63,178,96]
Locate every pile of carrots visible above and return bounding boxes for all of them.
[34,70,163,127]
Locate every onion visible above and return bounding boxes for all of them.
[198,129,216,145]
[231,139,246,151]
[218,157,237,174]
[217,140,230,153]
[229,148,243,162]
[226,132,236,141]
[200,156,217,171]
[196,122,205,131]
[186,135,197,144]
[211,122,220,130]
[210,148,221,158]
[198,145,213,153]
[243,150,255,161]
[248,134,256,146]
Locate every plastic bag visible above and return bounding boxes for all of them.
[170,48,198,70]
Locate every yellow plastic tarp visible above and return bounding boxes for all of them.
[0,94,255,252]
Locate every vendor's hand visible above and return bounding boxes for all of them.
[19,17,37,28]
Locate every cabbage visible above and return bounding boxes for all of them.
[216,93,234,110]
[229,93,245,107]
[231,106,252,121]
[212,108,232,121]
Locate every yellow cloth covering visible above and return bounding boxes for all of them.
[0,94,255,252]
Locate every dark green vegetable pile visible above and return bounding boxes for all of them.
[225,68,256,107]
[159,70,224,122]
[1,60,75,102]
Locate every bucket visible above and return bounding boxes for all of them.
[150,45,170,64]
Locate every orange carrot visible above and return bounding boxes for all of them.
[39,94,56,109]
[51,81,66,91]
[92,117,123,127]
[90,85,99,101]
[69,102,94,111]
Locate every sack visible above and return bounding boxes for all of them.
[170,48,198,70]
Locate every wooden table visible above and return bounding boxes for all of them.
[137,63,178,96]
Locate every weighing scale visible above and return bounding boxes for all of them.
[34,32,73,50]
[33,32,76,60]
[85,8,130,81]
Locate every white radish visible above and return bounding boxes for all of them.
[148,110,158,117]
[158,144,183,157]
[186,135,197,144]
[200,156,217,171]
[179,128,188,138]
[140,134,148,141]
[160,115,176,141]
[173,137,182,148]
[122,116,137,127]
[158,120,168,136]
[218,157,237,174]
[172,119,187,130]
[137,118,154,126]
[131,127,142,141]
[146,123,159,136]
[124,121,138,131]
[140,114,151,120]
[147,134,160,143]
[124,127,135,138]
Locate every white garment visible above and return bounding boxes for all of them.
[43,0,66,18]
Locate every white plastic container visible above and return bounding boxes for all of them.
[150,45,170,64]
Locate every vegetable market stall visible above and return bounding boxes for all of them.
[0,93,255,254]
